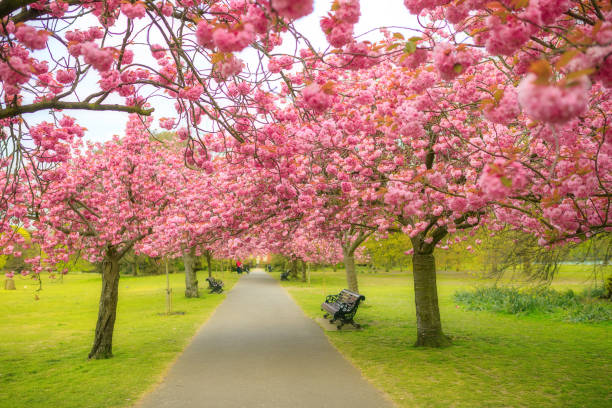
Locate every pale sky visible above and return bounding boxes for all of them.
[34,1,416,144]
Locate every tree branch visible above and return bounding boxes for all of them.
[0,101,154,120]
[0,0,38,19]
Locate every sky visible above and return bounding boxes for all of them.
[37,0,417,144]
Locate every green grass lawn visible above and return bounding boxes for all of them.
[280,265,612,408]
[0,270,238,408]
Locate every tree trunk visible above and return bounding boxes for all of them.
[300,260,306,282]
[412,253,450,347]
[342,247,359,293]
[205,250,212,278]
[290,259,298,279]
[183,248,199,298]
[4,278,15,290]
[89,253,121,359]
[522,255,532,275]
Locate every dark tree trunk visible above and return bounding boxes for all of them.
[289,259,298,279]
[412,253,451,347]
[183,248,199,298]
[300,260,307,282]
[205,250,212,278]
[89,253,121,359]
[342,247,359,293]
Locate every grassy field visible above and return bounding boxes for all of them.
[0,270,238,408]
[279,264,612,408]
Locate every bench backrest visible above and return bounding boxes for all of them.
[337,289,365,306]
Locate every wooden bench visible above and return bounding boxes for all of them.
[205,277,224,294]
[280,270,290,281]
[321,289,365,329]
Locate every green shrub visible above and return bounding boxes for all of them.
[454,286,612,323]
[564,303,612,323]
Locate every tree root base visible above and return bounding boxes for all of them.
[414,333,452,348]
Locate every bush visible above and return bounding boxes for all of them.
[454,286,612,323]
[564,303,612,323]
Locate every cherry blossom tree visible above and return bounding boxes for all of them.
[258,1,611,344]
[28,115,184,359]
[1,0,610,353]
[0,0,320,209]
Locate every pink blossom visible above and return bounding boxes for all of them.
[212,25,255,53]
[302,83,332,112]
[15,24,49,50]
[157,1,173,16]
[245,4,269,34]
[432,42,478,80]
[121,3,146,19]
[0,57,30,86]
[403,0,446,14]
[398,48,428,69]
[326,22,354,49]
[271,0,313,20]
[268,56,294,73]
[336,0,361,24]
[146,47,163,63]
[520,0,571,26]
[81,42,114,72]
[518,74,590,124]
[195,21,214,48]
[159,117,175,130]
[121,50,134,65]
[483,87,520,125]
[99,70,121,91]
[179,85,204,101]
[0,20,15,35]
[483,15,533,56]
[49,1,69,18]
[217,55,244,79]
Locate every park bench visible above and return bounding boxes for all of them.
[205,277,224,294]
[321,289,365,329]
[280,270,290,281]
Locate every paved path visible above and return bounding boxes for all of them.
[137,269,394,408]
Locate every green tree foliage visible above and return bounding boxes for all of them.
[365,233,412,272]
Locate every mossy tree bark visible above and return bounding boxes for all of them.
[408,225,454,348]
[412,252,450,347]
[183,247,198,298]
[89,250,121,359]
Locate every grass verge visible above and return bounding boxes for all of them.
[0,271,238,408]
[278,266,612,408]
